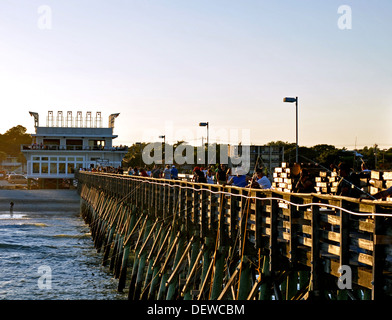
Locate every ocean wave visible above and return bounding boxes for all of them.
[23,223,48,227]
[0,223,48,229]
[53,233,91,239]
[0,242,57,250]
[0,242,31,249]
[0,213,27,220]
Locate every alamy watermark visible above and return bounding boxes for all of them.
[141,123,251,173]
[337,265,352,290]
[37,5,52,30]
[337,5,352,30]
[37,265,52,289]
[35,5,351,31]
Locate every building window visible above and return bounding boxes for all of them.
[66,139,83,150]
[50,163,58,175]
[89,140,105,150]
[67,163,75,174]
[41,163,49,174]
[59,163,66,174]
[33,163,40,174]
[44,139,60,149]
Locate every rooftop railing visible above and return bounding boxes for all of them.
[21,144,128,152]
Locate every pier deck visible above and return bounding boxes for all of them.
[76,171,392,300]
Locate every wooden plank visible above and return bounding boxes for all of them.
[301,224,312,235]
[357,238,374,251]
[289,199,299,266]
[319,214,340,226]
[359,203,376,213]
[321,230,340,243]
[357,220,374,233]
[269,198,279,272]
[254,197,264,249]
[372,215,386,299]
[358,253,373,266]
[310,203,322,297]
[299,236,312,247]
[320,242,340,256]
[340,201,350,268]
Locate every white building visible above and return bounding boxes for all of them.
[22,111,128,187]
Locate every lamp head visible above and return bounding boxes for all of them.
[283,97,297,103]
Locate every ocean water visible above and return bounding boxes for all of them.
[0,207,127,300]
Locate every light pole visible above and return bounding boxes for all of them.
[199,122,209,164]
[283,96,298,163]
[199,122,209,147]
[159,135,165,165]
[135,142,142,167]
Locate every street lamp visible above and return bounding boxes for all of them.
[199,122,209,148]
[159,135,165,165]
[283,96,298,163]
[199,122,209,164]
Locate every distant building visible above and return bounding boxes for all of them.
[21,111,128,188]
[0,156,26,174]
[228,145,285,177]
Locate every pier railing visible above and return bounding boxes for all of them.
[76,171,392,300]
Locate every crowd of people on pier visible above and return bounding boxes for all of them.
[122,163,273,189]
[279,161,389,200]
[83,160,392,200]
[84,163,273,189]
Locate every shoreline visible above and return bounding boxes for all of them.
[0,189,81,212]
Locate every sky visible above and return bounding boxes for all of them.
[0,0,391,149]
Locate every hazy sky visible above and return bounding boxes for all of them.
[0,0,391,148]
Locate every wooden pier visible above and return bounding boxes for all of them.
[76,171,392,300]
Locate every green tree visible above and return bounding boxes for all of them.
[0,125,32,162]
[122,142,148,168]
[312,144,339,167]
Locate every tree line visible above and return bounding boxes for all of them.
[123,140,392,172]
[266,141,392,171]
[0,125,391,172]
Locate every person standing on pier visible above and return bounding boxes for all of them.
[151,165,161,178]
[170,165,178,179]
[294,168,315,193]
[163,165,171,179]
[193,167,207,183]
[337,162,360,198]
[216,164,229,185]
[206,169,215,184]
